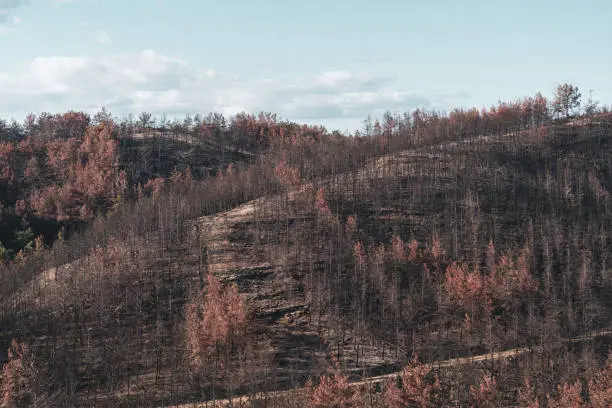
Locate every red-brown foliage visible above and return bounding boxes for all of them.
[186,273,248,369]
[315,188,331,215]
[428,234,445,263]
[0,340,35,407]
[24,122,127,220]
[490,246,538,298]
[144,177,165,199]
[307,358,357,408]
[407,239,419,262]
[274,154,301,188]
[517,377,539,408]
[14,200,27,216]
[587,353,611,408]
[444,261,489,310]
[57,111,91,138]
[345,215,357,237]
[444,244,538,314]
[391,234,406,262]
[23,156,40,183]
[470,372,497,408]
[546,380,584,408]
[384,354,441,408]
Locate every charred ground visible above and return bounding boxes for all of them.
[0,101,611,407]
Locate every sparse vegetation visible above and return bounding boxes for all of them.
[1,85,611,407]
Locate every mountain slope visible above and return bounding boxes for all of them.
[1,115,611,407]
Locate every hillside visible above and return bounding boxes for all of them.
[0,100,611,407]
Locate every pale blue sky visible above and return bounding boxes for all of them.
[0,0,610,133]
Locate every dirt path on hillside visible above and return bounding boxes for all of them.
[167,328,612,408]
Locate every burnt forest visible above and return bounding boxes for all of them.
[0,85,611,407]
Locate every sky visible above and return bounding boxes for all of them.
[0,0,610,134]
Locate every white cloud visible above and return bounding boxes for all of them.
[0,50,433,132]
[0,0,27,29]
[317,71,353,87]
[96,29,110,44]
[0,0,29,9]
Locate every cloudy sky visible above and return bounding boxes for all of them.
[0,0,610,133]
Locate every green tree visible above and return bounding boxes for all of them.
[552,83,582,119]
[13,227,36,251]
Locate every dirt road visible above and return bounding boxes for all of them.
[167,328,612,408]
